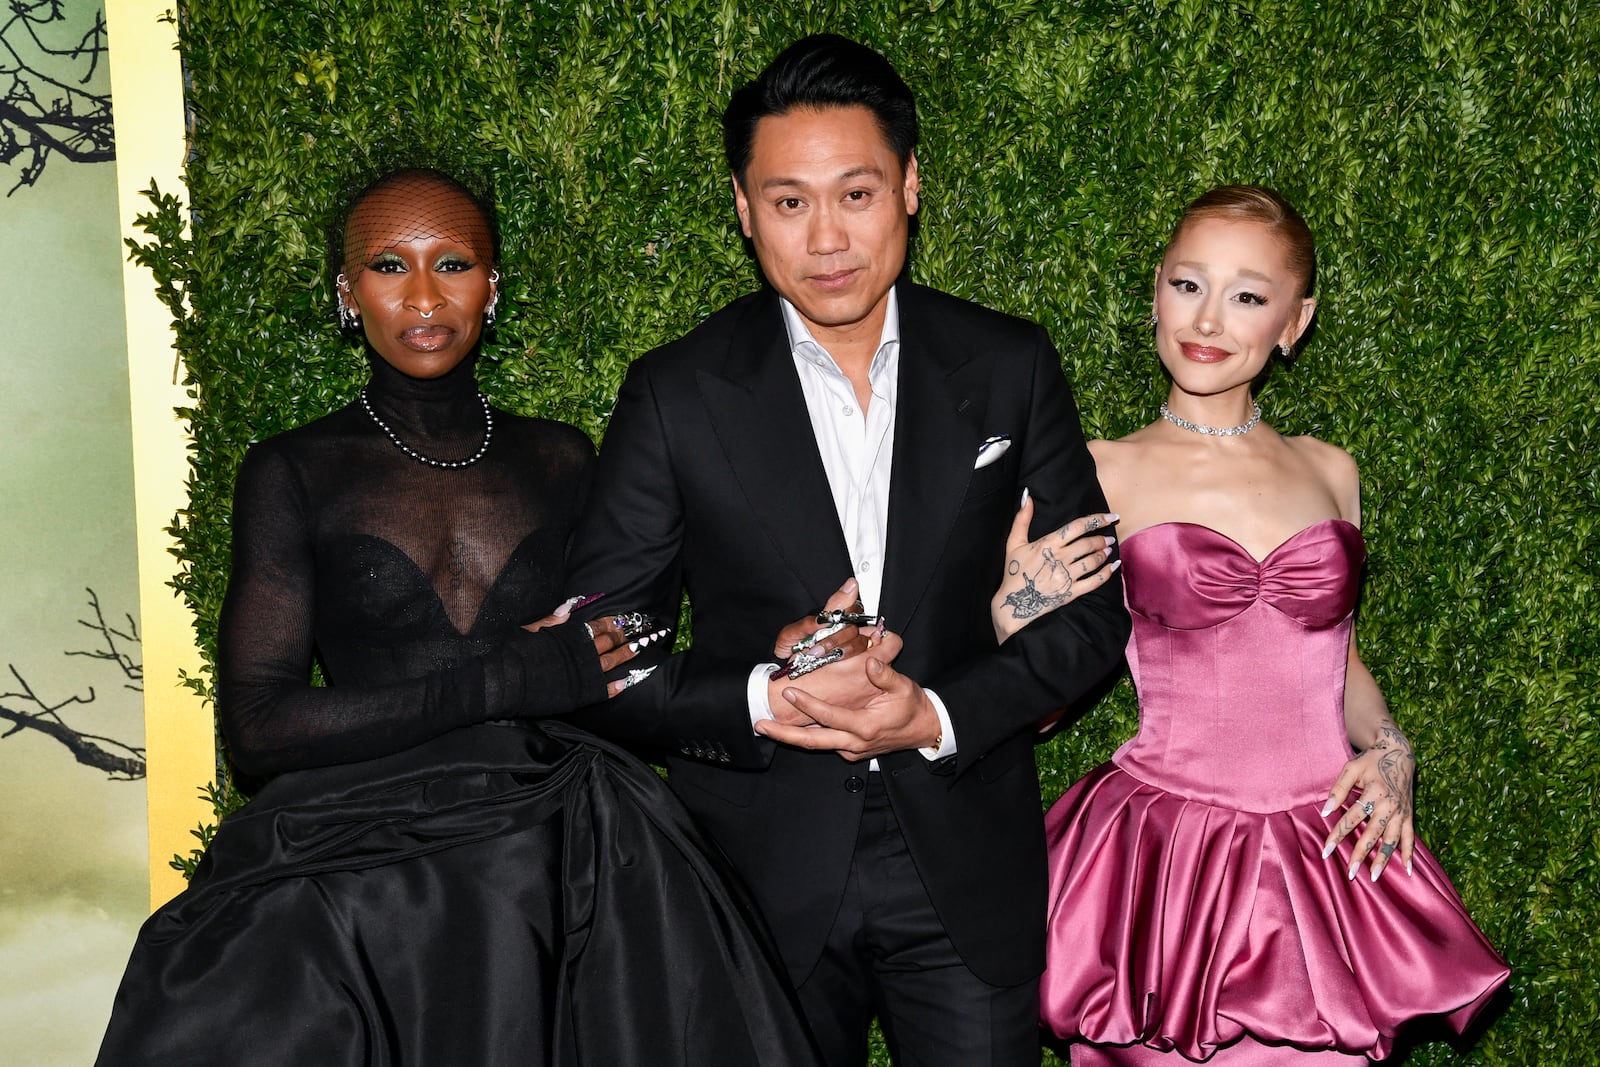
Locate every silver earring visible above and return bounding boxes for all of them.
[484,269,501,326]
[1149,312,1159,327]
[336,274,359,330]
[1275,342,1294,361]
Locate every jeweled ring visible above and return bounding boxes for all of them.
[787,647,843,679]
[614,612,654,640]
[1360,800,1376,818]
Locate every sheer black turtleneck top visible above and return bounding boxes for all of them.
[217,354,604,776]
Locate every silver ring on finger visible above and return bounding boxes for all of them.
[582,621,595,641]
[615,612,654,640]
[1360,799,1375,818]
[787,647,844,679]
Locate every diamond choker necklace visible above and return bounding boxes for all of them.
[360,387,494,468]
[1159,401,1261,437]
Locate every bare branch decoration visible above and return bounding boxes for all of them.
[0,588,145,778]
[0,1,114,195]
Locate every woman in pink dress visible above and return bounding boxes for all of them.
[994,186,1507,1063]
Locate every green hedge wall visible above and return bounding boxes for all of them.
[142,1,1597,1062]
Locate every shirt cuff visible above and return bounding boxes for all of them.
[748,663,781,734]
[920,688,957,760]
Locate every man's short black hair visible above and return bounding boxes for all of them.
[722,34,918,186]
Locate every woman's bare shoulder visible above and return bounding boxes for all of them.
[1285,435,1361,520]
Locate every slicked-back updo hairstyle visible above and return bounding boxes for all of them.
[722,33,919,188]
[1168,185,1316,299]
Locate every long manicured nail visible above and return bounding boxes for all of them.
[570,592,607,610]
[1321,841,1336,860]
[1020,486,1031,506]
[620,665,657,690]
[1107,559,1121,574]
[1347,858,1360,881]
[1320,797,1337,817]
[1106,512,1120,523]
[628,629,669,653]
[1371,863,1384,883]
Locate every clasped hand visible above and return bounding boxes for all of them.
[756,579,940,761]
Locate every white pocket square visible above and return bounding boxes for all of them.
[974,435,1011,469]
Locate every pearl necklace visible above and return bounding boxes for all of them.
[360,387,494,469]
[1159,401,1261,437]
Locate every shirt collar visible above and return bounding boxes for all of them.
[779,288,900,380]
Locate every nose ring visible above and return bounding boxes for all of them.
[420,310,435,319]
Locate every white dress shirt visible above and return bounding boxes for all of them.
[745,291,957,761]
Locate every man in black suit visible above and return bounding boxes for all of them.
[568,34,1129,1066]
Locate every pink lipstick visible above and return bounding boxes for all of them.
[1180,342,1231,363]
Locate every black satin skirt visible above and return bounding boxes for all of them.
[97,721,820,1066]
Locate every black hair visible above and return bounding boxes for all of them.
[722,33,918,186]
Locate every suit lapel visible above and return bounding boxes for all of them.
[882,285,991,628]
[696,292,856,606]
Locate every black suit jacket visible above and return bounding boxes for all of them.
[567,282,1129,986]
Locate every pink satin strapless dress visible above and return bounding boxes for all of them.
[1039,520,1507,1063]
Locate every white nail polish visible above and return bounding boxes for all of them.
[1020,487,1031,506]
[621,665,657,690]
[1371,865,1383,883]
[1320,798,1337,817]
[1321,841,1336,860]
[1347,860,1359,881]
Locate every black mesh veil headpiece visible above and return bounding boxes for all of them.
[337,168,499,282]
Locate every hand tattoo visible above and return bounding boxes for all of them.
[1368,718,1415,820]
[1002,548,1073,620]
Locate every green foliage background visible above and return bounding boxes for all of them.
[139,1,1597,1062]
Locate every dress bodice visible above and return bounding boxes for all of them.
[216,372,604,775]
[1113,519,1367,812]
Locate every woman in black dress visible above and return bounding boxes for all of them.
[98,167,819,1066]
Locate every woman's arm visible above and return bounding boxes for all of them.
[217,445,617,777]
[1319,638,1417,880]
[1316,452,1416,880]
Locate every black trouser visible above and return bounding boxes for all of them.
[793,774,1041,1067]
